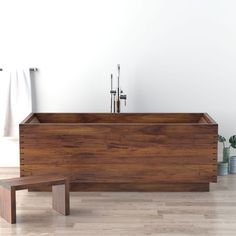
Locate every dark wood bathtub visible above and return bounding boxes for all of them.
[20,113,218,192]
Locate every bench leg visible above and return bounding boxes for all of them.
[52,182,70,215]
[0,186,16,224]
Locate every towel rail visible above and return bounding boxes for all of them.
[0,68,38,72]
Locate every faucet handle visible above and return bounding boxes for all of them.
[120,94,126,100]
[120,94,127,106]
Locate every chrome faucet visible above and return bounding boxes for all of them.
[110,64,127,113]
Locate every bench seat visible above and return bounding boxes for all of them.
[0,175,70,224]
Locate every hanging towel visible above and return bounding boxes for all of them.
[0,68,32,138]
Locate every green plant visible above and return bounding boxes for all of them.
[218,135,236,149]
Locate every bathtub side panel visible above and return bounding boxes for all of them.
[20,123,218,190]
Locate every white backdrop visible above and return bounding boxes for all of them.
[0,0,236,166]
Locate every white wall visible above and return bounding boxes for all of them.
[0,0,236,166]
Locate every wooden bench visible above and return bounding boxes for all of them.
[0,175,70,224]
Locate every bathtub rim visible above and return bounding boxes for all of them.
[20,112,217,126]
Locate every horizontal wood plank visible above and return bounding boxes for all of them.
[0,175,67,190]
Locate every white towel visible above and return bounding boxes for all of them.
[0,68,32,137]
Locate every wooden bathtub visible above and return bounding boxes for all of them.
[20,113,218,192]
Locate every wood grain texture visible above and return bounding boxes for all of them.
[52,182,70,215]
[0,175,69,190]
[34,112,205,123]
[0,186,16,224]
[20,113,218,192]
[0,175,70,223]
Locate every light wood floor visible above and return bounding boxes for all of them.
[0,168,236,236]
